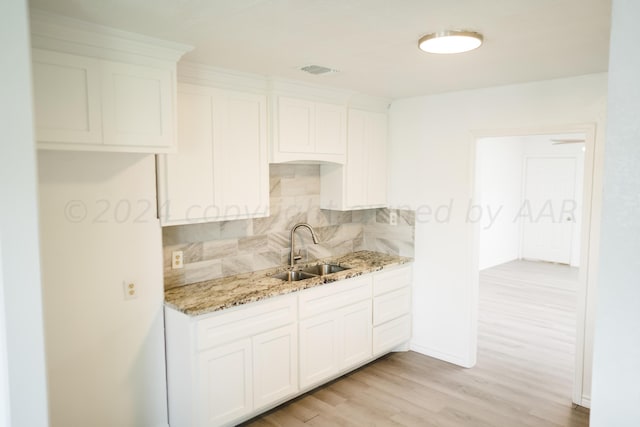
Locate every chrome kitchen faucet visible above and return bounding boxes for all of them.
[289,223,319,268]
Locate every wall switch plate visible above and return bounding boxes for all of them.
[123,282,137,300]
[172,251,184,269]
[389,211,398,226]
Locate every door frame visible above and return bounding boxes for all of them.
[470,123,597,407]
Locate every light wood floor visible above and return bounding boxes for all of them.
[242,260,589,426]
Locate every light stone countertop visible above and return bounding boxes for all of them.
[164,250,413,316]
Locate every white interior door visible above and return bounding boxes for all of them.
[521,156,577,264]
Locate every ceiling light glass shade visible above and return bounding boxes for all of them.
[418,31,483,54]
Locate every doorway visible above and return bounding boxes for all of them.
[473,128,595,407]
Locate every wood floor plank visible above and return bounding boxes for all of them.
[242,259,589,426]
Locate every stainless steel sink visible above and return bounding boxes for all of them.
[300,264,349,276]
[272,270,317,282]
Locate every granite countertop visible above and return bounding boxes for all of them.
[164,250,413,316]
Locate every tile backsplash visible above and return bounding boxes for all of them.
[162,164,414,289]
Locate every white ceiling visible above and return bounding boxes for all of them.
[29,0,612,99]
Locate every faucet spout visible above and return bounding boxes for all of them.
[289,223,319,268]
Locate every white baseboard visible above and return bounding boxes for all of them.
[410,342,474,368]
[580,395,591,408]
[392,342,410,352]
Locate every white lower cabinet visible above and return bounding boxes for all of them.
[197,339,253,426]
[341,300,374,369]
[195,325,298,426]
[298,275,373,389]
[165,264,412,426]
[372,266,413,356]
[299,311,341,388]
[165,294,298,427]
[298,297,373,389]
[252,325,298,409]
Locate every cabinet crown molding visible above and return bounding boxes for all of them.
[178,61,270,93]
[348,93,392,113]
[30,9,193,64]
[269,78,354,105]
[178,62,390,111]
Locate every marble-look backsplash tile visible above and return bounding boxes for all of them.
[162,164,415,289]
[364,208,415,258]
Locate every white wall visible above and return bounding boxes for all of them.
[0,0,50,425]
[591,0,640,424]
[476,137,524,270]
[0,243,8,427]
[38,151,168,427]
[389,73,607,403]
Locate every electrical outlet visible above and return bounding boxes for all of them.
[123,282,137,300]
[389,211,398,226]
[172,251,184,269]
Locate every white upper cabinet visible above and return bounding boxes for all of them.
[100,61,174,148]
[315,102,348,156]
[30,10,191,153]
[157,83,269,225]
[160,87,216,224]
[276,97,315,154]
[321,108,389,210]
[32,49,102,145]
[272,96,347,163]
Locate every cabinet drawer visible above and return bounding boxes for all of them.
[196,294,296,351]
[298,276,372,319]
[373,266,412,296]
[373,287,411,326]
[372,314,411,356]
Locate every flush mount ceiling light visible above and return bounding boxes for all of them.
[418,30,483,54]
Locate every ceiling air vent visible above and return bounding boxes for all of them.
[299,65,338,75]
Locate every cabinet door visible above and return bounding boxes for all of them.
[212,89,269,220]
[365,111,388,206]
[315,102,346,155]
[158,85,215,224]
[341,300,373,370]
[32,49,102,145]
[252,325,298,409]
[345,109,368,208]
[299,311,340,389]
[101,60,174,148]
[277,97,314,153]
[197,339,253,427]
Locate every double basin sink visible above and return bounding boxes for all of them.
[272,263,349,282]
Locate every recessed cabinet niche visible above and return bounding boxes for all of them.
[156,83,269,225]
